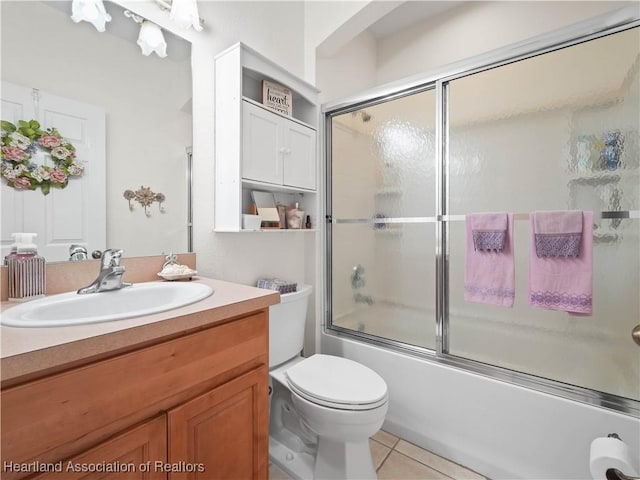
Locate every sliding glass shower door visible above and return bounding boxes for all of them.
[327,20,640,412]
[328,89,437,350]
[446,27,640,400]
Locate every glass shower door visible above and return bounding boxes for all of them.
[446,27,640,401]
[328,89,437,350]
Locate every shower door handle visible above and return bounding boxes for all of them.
[632,325,640,346]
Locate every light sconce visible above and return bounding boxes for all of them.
[170,0,203,32]
[155,0,204,32]
[70,0,112,32]
[138,20,168,58]
[124,10,167,58]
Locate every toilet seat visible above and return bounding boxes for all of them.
[285,354,388,411]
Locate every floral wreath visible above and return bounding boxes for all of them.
[1,119,85,195]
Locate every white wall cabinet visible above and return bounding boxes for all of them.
[242,100,316,190]
[214,43,319,232]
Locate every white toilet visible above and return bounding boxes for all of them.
[268,284,389,480]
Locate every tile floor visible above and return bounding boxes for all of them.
[269,430,487,480]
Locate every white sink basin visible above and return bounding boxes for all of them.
[1,281,214,328]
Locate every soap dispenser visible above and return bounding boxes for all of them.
[4,233,46,301]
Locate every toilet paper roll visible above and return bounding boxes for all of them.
[590,436,639,480]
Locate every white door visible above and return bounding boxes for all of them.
[1,81,106,261]
[241,101,282,185]
[283,121,316,190]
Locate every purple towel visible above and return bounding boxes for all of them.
[469,213,508,252]
[532,210,583,258]
[464,213,515,307]
[529,211,593,315]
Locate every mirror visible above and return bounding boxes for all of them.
[0,0,192,261]
[251,190,279,222]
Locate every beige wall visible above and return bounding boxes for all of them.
[112,1,309,289]
[316,29,378,103]
[375,1,634,85]
[317,1,634,102]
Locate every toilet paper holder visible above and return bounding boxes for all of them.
[604,434,640,480]
[607,468,640,480]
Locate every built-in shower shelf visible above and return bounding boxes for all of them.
[374,228,403,237]
[567,170,638,185]
[375,187,402,196]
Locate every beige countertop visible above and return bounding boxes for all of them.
[0,277,280,386]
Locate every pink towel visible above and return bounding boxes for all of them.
[529,211,593,315]
[465,213,515,307]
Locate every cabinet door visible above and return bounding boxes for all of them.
[283,121,316,190]
[31,416,167,480]
[242,101,282,185]
[168,366,268,480]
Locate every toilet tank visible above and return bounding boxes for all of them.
[268,284,312,368]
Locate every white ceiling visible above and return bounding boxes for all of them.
[367,1,464,38]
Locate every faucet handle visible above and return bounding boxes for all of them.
[102,249,124,268]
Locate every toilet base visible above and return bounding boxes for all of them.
[270,436,314,480]
[270,435,376,480]
[314,436,377,480]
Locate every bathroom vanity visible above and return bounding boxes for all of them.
[0,277,279,480]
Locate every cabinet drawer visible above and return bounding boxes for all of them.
[1,311,268,478]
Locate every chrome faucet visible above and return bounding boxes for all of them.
[69,244,88,261]
[351,264,366,289]
[351,264,374,305]
[77,249,132,294]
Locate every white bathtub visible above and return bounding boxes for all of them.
[324,305,640,479]
[334,303,637,399]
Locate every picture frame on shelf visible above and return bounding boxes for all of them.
[262,80,292,116]
[251,190,284,229]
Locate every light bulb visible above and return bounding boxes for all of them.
[137,21,167,58]
[170,0,203,32]
[70,0,112,32]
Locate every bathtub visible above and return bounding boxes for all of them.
[324,304,640,479]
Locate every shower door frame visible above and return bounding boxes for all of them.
[323,6,640,418]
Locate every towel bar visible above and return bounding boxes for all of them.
[444,211,639,222]
[330,211,639,224]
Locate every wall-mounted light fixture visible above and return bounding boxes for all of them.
[155,0,204,32]
[71,1,202,58]
[138,20,168,58]
[70,0,112,32]
[124,10,167,58]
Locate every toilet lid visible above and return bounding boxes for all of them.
[285,354,388,411]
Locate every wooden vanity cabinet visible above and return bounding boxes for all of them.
[31,416,167,480]
[1,310,269,480]
[168,367,267,480]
